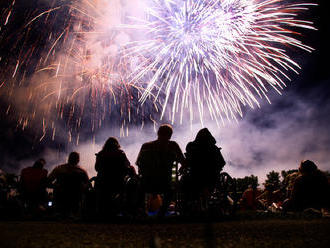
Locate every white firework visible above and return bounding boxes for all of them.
[123,0,316,125]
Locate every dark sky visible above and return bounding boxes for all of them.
[0,0,329,179]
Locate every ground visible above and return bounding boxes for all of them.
[0,218,329,248]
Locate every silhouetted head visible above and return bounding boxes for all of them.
[157,124,173,140]
[103,137,120,151]
[68,152,80,166]
[33,158,46,169]
[299,160,317,175]
[194,128,216,145]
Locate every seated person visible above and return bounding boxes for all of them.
[19,159,48,212]
[283,170,299,198]
[257,183,283,210]
[283,160,330,211]
[185,128,226,202]
[94,137,131,216]
[136,124,185,216]
[48,152,89,216]
[239,184,261,211]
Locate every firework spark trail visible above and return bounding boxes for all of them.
[0,0,159,143]
[123,0,316,126]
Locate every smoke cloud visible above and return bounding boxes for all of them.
[63,83,330,184]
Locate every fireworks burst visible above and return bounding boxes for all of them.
[0,0,316,142]
[0,0,159,143]
[124,0,316,125]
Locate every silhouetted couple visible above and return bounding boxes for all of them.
[136,125,226,216]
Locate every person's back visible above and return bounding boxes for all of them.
[94,137,131,217]
[286,160,330,211]
[292,169,329,210]
[136,124,185,216]
[137,139,183,192]
[50,164,88,196]
[185,128,226,192]
[48,152,89,216]
[240,186,261,210]
[95,148,130,192]
[20,159,48,207]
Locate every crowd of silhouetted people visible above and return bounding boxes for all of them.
[1,124,330,220]
[238,160,330,216]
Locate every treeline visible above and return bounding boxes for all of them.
[235,169,330,193]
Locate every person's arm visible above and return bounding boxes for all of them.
[47,167,58,187]
[121,151,131,168]
[40,169,48,190]
[120,151,131,176]
[216,147,226,169]
[81,169,91,191]
[94,153,101,172]
[172,141,186,169]
[136,144,146,174]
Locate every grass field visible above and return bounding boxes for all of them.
[0,218,329,248]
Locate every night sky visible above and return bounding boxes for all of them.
[0,0,329,182]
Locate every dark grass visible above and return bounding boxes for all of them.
[0,218,329,248]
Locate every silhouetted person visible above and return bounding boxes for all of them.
[136,124,185,216]
[185,128,226,200]
[95,137,131,216]
[257,183,283,210]
[283,160,330,211]
[283,170,299,198]
[48,152,89,217]
[19,158,48,213]
[239,184,262,211]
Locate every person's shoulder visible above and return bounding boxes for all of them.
[53,164,66,172]
[141,140,156,149]
[57,164,67,169]
[186,141,194,149]
[21,166,32,173]
[76,166,88,174]
[169,140,180,146]
[95,150,103,157]
[96,150,109,159]
[117,149,127,155]
[168,140,183,152]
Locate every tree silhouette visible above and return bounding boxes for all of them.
[265,170,280,189]
[235,175,259,193]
